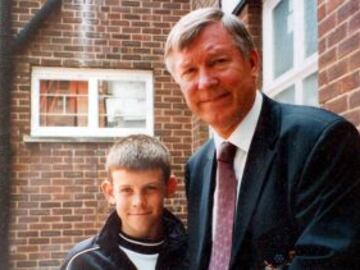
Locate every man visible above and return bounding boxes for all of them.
[164,7,360,270]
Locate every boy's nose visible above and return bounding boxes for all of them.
[132,194,146,208]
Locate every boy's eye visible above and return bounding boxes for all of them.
[120,188,133,194]
[146,186,158,191]
[144,185,163,194]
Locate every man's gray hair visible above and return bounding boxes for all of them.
[106,134,171,182]
[164,7,255,72]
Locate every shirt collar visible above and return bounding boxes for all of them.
[213,91,263,152]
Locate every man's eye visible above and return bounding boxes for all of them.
[182,68,196,78]
[213,58,228,65]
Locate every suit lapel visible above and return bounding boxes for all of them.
[196,142,216,269]
[232,95,280,263]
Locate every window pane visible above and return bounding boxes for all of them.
[273,0,294,78]
[40,96,63,114]
[98,80,147,128]
[274,85,295,104]
[39,80,88,127]
[40,115,87,127]
[303,73,318,106]
[66,96,88,114]
[304,0,318,58]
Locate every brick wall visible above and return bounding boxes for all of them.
[318,0,360,128]
[238,0,263,89]
[10,0,191,269]
[192,0,218,9]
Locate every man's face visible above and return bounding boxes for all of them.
[103,169,168,240]
[169,22,259,138]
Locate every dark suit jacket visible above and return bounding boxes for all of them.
[185,95,360,270]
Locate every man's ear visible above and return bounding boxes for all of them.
[101,180,116,205]
[165,175,177,198]
[249,49,259,77]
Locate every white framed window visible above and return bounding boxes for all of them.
[31,67,154,138]
[262,0,319,106]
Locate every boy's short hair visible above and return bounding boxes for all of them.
[106,134,171,182]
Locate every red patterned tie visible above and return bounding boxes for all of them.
[209,142,237,270]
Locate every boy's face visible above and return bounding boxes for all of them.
[101,169,176,240]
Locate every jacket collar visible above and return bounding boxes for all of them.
[213,91,263,152]
[195,94,280,268]
[231,94,280,265]
[96,208,186,254]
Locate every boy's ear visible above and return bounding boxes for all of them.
[165,175,177,198]
[101,180,116,205]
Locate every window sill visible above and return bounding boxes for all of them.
[23,135,118,143]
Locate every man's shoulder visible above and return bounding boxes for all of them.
[274,101,359,147]
[280,102,342,123]
[187,139,214,165]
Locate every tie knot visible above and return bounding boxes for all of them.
[217,142,237,163]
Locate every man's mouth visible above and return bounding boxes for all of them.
[201,92,230,104]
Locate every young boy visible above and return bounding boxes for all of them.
[61,135,187,270]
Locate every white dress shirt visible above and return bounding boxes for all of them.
[212,91,263,236]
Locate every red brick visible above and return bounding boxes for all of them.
[340,72,360,93]
[319,80,341,104]
[338,33,360,59]
[327,23,347,48]
[343,109,360,126]
[319,48,337,67]
[327,59,349,81]
[350,88,360,108]
[349,11,360,33]
[29,238,50,245]
[318,38,327,53]
[318,70,329,86]
[16,260,37,267]
[121,1,140,7]
[39,260,59,267]
[318,3,327,22]
[29,253,50,260]
[323,95,348,113]
[338,0,360,23]
[319,13,337,37]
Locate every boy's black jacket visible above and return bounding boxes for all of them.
[60,209,187,270]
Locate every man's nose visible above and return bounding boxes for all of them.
[198,69,218,90]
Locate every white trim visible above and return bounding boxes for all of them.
[262,0,319,105]
[221,0,241,14]
[119,232,165,247]
[88,78,98,129]
[31,67,154,138]
[65,246,100,270]
[263,54,318,98]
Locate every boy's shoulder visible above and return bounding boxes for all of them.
[60,236,100,270]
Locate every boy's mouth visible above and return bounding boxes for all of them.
[128,212,151,216]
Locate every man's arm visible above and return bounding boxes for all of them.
[290,120,360,269]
